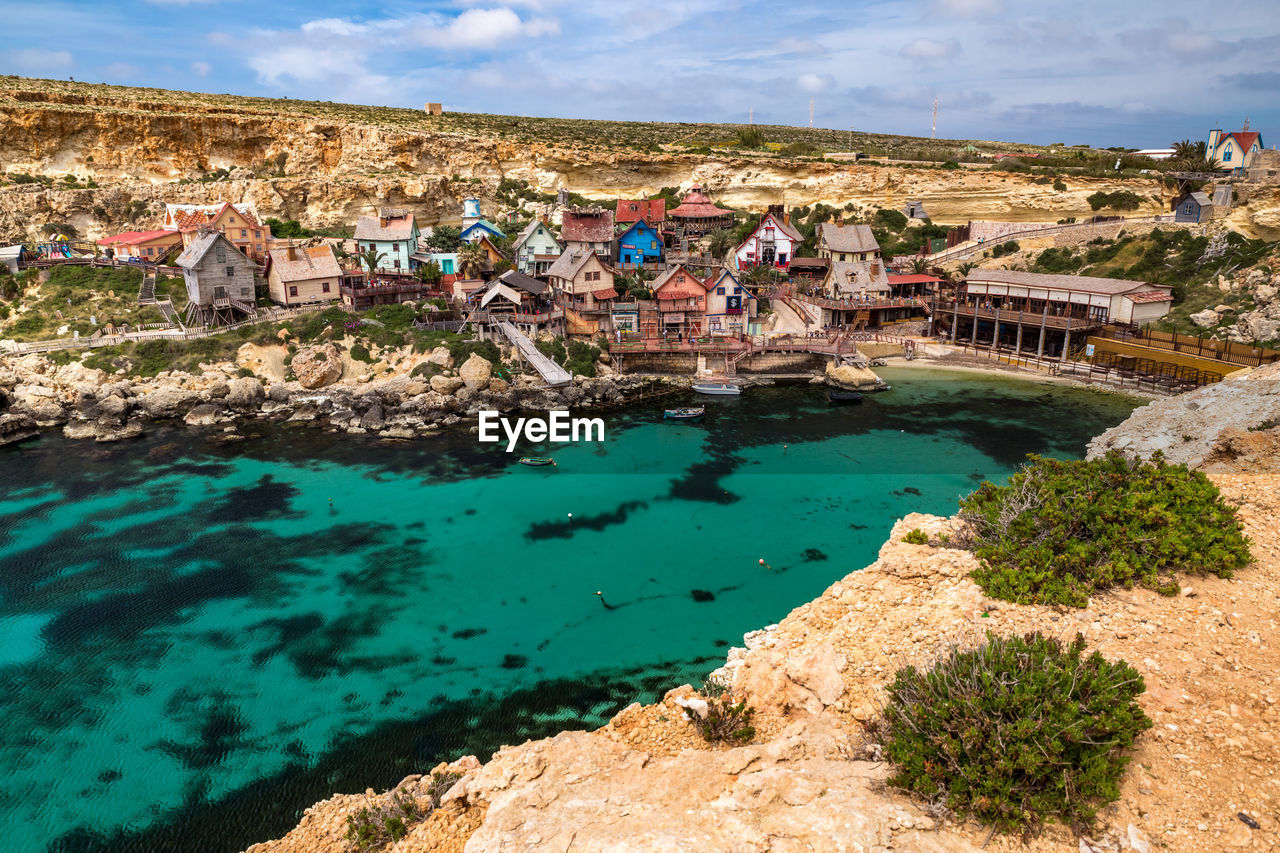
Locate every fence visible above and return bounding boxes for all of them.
[1095,326,1279,368]
[925,216,1176,265]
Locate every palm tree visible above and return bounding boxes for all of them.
[957,261,976,279]
[910,256,930,275]
[457,242,487,279]
[707,228,735,260]
[358,246,386,275]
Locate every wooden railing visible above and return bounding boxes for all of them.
[936,300,1100,332]
[1095,326,1279,367]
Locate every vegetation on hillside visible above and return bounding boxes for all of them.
[882,631,1152,832]
[0,265,175,341]
[958,452,1251,607]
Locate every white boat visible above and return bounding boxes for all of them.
[692,381,743,396]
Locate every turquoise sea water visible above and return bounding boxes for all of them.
[0,368,1138,852]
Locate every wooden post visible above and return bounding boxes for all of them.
[971,304,979,347]
[1036,305,1048,360]
[1015,312,1024,354]
[1061,317,1072,363]
[991,307,1000,352]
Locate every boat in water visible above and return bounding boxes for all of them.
[826,389,864,404]
[692,381,743,396]
[519,457,556,467]
[664,406,706,420]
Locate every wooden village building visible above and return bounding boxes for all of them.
[473,270,563,336]
[163,202,272,262]
[176,230,258,326]
[615,199,665,227]
[354,209,420,276]
[561,207,615,258]
[666,185,734,241]
[704,268,759,335]
[546,249,618,318]
[651,264,709,338]
[734,211,803,269]
[96,229,183,262]
[616,219,664,267]
[935,269,1174,359]
[266,244,344,307]
[511,219,562,277]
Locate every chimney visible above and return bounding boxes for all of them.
[541,213,549,226]
[783,211,790,227]
[379,216,389,228]
[287,243,297,261]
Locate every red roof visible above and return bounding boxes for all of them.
[167,201,262,232]
[561,208,615,243]
[592,288,619,300]
[615,199,665,224]
[888,274,943,284]
[96,230,178,246]
[1224,131,1261,152]
[1126,290,1173,304]
[668,184,733,220]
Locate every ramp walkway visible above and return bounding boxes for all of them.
[498,321,572,386]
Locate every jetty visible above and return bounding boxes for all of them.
[497,321,572,386]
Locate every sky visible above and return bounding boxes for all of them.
[3,0,1279,148]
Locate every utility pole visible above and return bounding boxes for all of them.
[809,98,814,129]
[931,98,938,139]
[849,125,854,152]
[749,106,754,125]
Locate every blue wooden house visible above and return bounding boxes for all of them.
[1174,191,1212,224]
[461,219,506,244]
[616,219,663,267]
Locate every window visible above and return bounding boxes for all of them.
[322,282,331,293]
[226,266,235,277]
[1223,146,1233,163]
[839,253,847,261]
[392,243,399,251]
[289,286,298,297]
[254,230,261,238]
[215,244,226,263]
[230,217,236,224]
[240,229,247,237]
[394,259,400,269]
[717,287,726,295]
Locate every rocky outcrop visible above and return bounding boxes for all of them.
[824,360,883,391]
[1087,361,1280,469]
[291,344,344,390]
[0,412,37,445]
[457,354,492,390]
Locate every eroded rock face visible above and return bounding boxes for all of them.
[429,374,464,395]
[0,412,38,446]
[458,353,492,390]
[291,344,344,389]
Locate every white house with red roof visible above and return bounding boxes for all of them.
[1207,126,1266,171]
[733,212,803,269]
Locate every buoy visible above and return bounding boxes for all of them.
[567,512,573,519]
[758,558,765,565]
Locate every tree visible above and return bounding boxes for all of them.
[415,260,443,286]
[707,228,735,259]
[358,246,386,275]
[265,217,311,238]
[742,264,782,289]
[425,225,462,252]
[457,242,487,279]
[910,256,930,274]
[954,261,976,282]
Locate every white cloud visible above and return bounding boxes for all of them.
[191,61,211,76]
[797,73,833,93]
[931,0,1001,16]
[410,8,560,49]
[6,48,73,73]
[899,38,960,59]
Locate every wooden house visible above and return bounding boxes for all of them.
[615,199,665,227]
[266,244,343,307]
[816,223,881,263]
[651,264,709,338]
[704,268,758,336]
[1174,191,1212,223]
[666,185,733,240]
[96,229,183,262]
[461,219,506,244]
[616,219,663,267]
[733,212,803,269]
[354,208,420,275]
[163,202,272,262]
[512,219,562,276]
[561,207,615,258]
[546,249,617,315]
[1206,127,1265,172]
[176,230,257,326]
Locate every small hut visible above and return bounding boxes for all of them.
[177,229,258,326]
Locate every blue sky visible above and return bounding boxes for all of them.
[4,0,1278,148]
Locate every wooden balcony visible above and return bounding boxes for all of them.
[937,300,1102,331]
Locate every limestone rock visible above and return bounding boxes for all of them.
[291,344,343,389]
[430,374,465,395]
[427,346,453,368]
[226,377,265,411]
[824,360,883,390]
[459,353,492,390]
[184,403,224,426]
[1189,308,1220,328]
[0,413,38,446]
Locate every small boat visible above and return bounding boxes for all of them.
[827,388,864,404]
[692,381,742,396]
[519,457,556,467]
[664,406,705,420]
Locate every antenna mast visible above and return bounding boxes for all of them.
[809,98,814,129]
[749,106,754,125]
[931,98,938,139]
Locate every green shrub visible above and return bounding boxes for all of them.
[685,694,756,745]
[959,452,1251,607]
[902,528,929,545]
[447,338,500,365]
[1087,190,1143,211]
[990,240,1020,258]
[535,336,567,365]
[565,339,600,377]
[349,343,374,363]
[410,361,443,380]
[882,631,1152,832]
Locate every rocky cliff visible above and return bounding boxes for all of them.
[0,79,1221,242]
